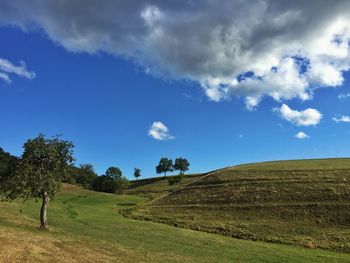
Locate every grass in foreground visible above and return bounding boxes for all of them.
[0,184,349,262]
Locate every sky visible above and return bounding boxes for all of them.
[0,0,350,178]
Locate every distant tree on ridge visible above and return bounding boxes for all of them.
[156,158,173,177]
[134,168,141,180]
[106,166,122,179]
[174,157,190,175]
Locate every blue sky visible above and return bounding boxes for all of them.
[1,1,350,178]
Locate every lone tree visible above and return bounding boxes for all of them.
[4,135,74,229]
[174,157,190,175]
[105,166,122,179]
[156,158,173,177]
[133,168,141,180]
[98,166,129,194]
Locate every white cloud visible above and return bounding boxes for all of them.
[245,96,260,111]
[278,104,322,126]
[333,115,350,123]
[0,58,35,84]
[295,131,310,139]
[1,1,350,106]
[148,121,174,141]
[338,93,350,99]
[0,72,11,84]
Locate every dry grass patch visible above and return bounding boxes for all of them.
[0,227,119,263]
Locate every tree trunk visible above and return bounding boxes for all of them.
[40,191,49,229]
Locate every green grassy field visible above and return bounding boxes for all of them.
[133,159,350,252]
[1,183,350,262]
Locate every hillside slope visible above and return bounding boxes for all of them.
[125,173,203,199]
[132,158,350,252]
[2,184,349,262]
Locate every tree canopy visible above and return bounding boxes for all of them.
[75,163,97,188]
[91,175,115,193]
[105,166,122,179]
[174,157,190,175]
[156,158,173,177]
[0,147,18,196]
[133,168,141,180]
[91,166,128,194]
[3,135,74,228]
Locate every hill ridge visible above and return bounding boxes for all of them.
[131,158,350,252]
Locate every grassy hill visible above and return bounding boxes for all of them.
[232,158,350,170]
[1,184,349,262]
[131,158,350,252]
[125,173,203,199]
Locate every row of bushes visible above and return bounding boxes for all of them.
[63,164,130,194]
[1,147,129,195]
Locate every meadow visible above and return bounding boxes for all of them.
[0,159,350,262]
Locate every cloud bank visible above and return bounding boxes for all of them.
[278,104,322,126]
[1,1,350,107]
[148,121,174,141]
[0,58,35,84]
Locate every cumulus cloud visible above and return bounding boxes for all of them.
[1,1,350,106]
[0,58,35,84]
[278,104,322,126]
[333,115,350,123]
[294,131,310,139]
[148,121,174,141]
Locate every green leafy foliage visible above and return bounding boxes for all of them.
[75,164,97,188]
[133,168,141,180]
[0,135,74,228]
[156,158,173,176]
[174,157,190,175]
[4,134,74,201]
[0,147,18,196]
[91,166,129,194]
[105,166,122,179]
[62,164,98,187]
[91,175,115,193]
